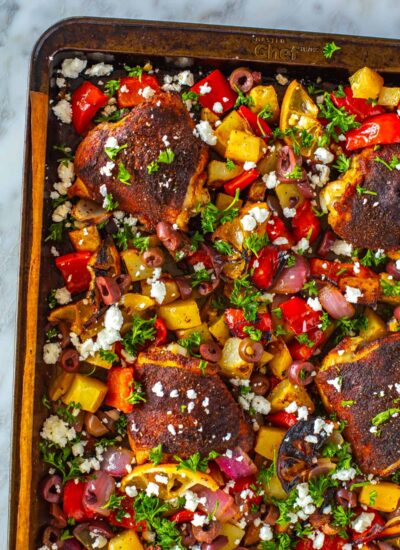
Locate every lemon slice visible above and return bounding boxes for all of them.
[121,463,219,500]
[280,79,322,157]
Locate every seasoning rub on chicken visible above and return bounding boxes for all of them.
[74,91,209,230]
[127,349,254,460]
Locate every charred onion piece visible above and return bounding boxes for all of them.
[200,342,222,363]
[277,418,331,492]
[175,276,193,299]
[201,535,229,550]
[229,67,256,93]
[238,338,264,363]
[84,412,109,437]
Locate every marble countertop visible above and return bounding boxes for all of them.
[2,0,400,541]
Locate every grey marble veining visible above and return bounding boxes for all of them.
[1,0,400,542]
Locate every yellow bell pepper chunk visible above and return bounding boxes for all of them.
[62,374,107,413]
[359,482,400,512]
[255,426,286,460]
[349,66,384,99]
[108,529,144,550]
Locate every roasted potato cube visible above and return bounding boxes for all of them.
[207,160,243,187]
[338,276,380,305]
[121,293,156,313]
[49,371,75,401]
[249,85,280,122]
[69,224,101,252]
[214,111,247,157]
[255,426,286,460]
[200,107,220,126]
[141,279,180,305]
[209,315,230,344]
[359,482,400,512]
[378,87,400,107]
[349,66,384,99]
[219,337,253,379]
[225,130,264,163]
[275,183,304,210]
[62,374,108,413]
[175,322,213,343]
[158,299,201,330]
[269,378,315,413]
[264,474,287,500]
[359,307,387,342]
[121,249,154,282]
[85,348,115,370]
[219,523,245,550]
[215,192,243,211]
[108,529,144,550]
[268,339,293,379]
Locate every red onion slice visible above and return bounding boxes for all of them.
[270,255,310,294]
[386,261,400,280]
[215,448,257,480]
[82,471,115,516]
[318,284,355,320]
[196,487,239,523]
[100,447,135,477]
[317,231,336,257]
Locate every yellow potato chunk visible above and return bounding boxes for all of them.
[209,314,230,345]
[269,378,315,413]
[108,530,144,550]
[49,371,75,401]
[62,374,108,413]
[378,87,400,107]
[225,130,264,163]
[349,66,384,99]
[255,426,286,460]
[207,160,243,186]
[69,224,101,252]
[249,85,280,122]
[220,523,245,550]
[268,339,293,379]
[359,482,400,512]
[215,110,246,157]
[219,337,253,379]
[158,299,201,330]
[359,307,387,342]
[121,249,154,282]
[176,323,213,343]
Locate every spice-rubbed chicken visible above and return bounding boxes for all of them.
[127,349,254,459]
[74,92,209,230]
[316,333,400,477]
[321,143,400,251]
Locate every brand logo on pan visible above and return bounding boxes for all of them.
[251,36,320,61]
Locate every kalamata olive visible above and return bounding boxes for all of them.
[263,504,279,525]
[277,146,303,182]
[192,520,222,543]
[296,179,315,198]
[318,231,336,257]
[49,503,67,529]
[394,306,400,321]
[115,273,132,293]
[97,409,120,433]
[229,67,255,93]
[250,373,270,396]
[201,535,229,550]
[200,342,222,363]
[84,412,109,437]
[42,525,62,549]
[156,221,182,251]
[238,338,264,363]
[386,260,400,280]
[266,195,283,215]
[96,275,122,305]
[287,361,315,386]
[180,524,196,547]
[61,540,82,550]
[142,247,164,267]
[41,474,63,503]
[198,277,220,296]
[58,322,70,348]
[175,276,193,299]
[336,488,358,508]
[60,348,80,372]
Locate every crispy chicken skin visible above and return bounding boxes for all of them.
[316,334,400,476]
[74,92,209,230]
[127,349,254,458]
[321,144,400,250]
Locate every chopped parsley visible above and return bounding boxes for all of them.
[334,315,368,343]
[372,408,400,426]
[333,154,351,173]
[174,451,220,473]
[234,87,254,109]
[45,221,66,242]
[374,155,400,171]
[201,189,240,233]
[54,144,74,166]
[105,142,127,161]
[319,94,360,142]
[127,380,147,405]
[117,162,131,185]
[243,325,262,341]
[114,223,149,252]
[213,239,234,255]
[149,444,163,465]
[99,349,118,364]
[95,108,129,123]
[39,440,82,483]
[302,280,318,296]
[226,158,236,171]
[147,148,175,174]
[381,278,400,297]
[359,249,387,267]
[258,104,273,120]
[177,331,201,356]
[230,276,261,321]
[190,268,211,288]
[323,41,341,59]
[124,64,143,78]
[356,184,377,196]
[104,79,121,96]
[103,192,119,211]
[243,233,269,256]
[296,333,314,347]
[341,400,356,408]
[122,315,156,356]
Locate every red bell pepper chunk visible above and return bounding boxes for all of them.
[170,510,197,524]
[63,479,94,522]
[105,366,135,414]
[296,535,347,550]
[265,216,294,249]
[351,508,385,544]
[237,105,272,139]
[346,113,400,151]
[249,245,281,290]
[229,475,263,505]
[279,296,321,335]
[117,74,160,108]
[267,411,298,429]
[154,317,168,346]
[109,495,144,530]
[72,81,108,134]
[331,87,385,122]
[55,251,92,295]
[223,168,260,196]
[225,308,272,341]
[289,327,327,360]
[186,249,214,269]
[291,200,321,244]
[310,258,376,284]
[191,69,237,114]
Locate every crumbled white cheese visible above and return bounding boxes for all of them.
[192,513,208,527]
[152,381,164,397]
[170,389,179,398]
[344,285,363,304]
[327,377,342,392]
[248,206,269,224]
[99,161,115,177]
[314,417,334,435]
[305,435,319,444]
[43,342,62,365]
[292,238,310,254]
[52,200,72,222]
[332,467,357,481]
[195,120,217,145]
[251,396,271,415]
[276,73,289,85]
[105,136,119,150]
[314,147,334,164]
[91,533,108,548]
[146,482,160,496]
[167,424,176,435]
[150,281,167,304]
[58,160,75,185]
[241,214,257,231]
[140,86,156,99]
[85,62,113,77]
[125,485,138,497]
[283,207,296,218]
[259,524,273,541]
[307,297,322,311]
[184,489,206,512]
[56,77,66,88]
[331,240,353,257]
[212,101,223,113]
[199,82,212,94]
[41,415,76,447]
[177,70,194,86]
[52,99,72,124]
[262,171,278,189]
[243,161,257,171]
[297,406,309,421]
[60,57,87,78]
[187,389,197,400]
[55,287,72,305]
[308,531,325,549]
[351,512,375,533]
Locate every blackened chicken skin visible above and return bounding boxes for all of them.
[74,92,209,230]
[322,143,400,251]
[316,333,400,477]
[127,349,254,459]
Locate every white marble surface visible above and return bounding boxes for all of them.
[1,0,400,541]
